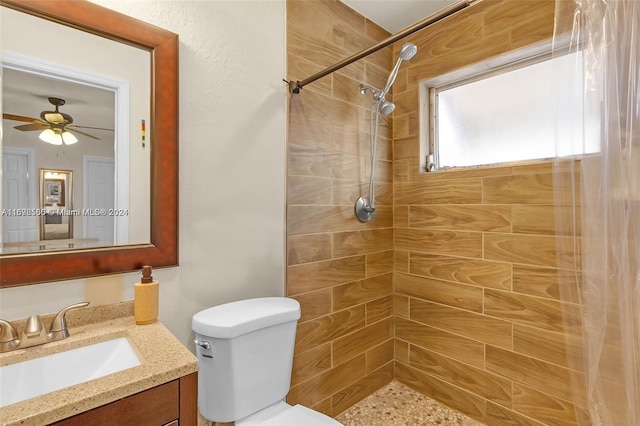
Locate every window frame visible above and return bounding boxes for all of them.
[418,40,576,172]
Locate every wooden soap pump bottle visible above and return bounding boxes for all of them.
[134,265,159,325]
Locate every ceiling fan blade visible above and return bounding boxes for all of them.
[14,123,49,131]
[69,128,101,140]
[68,124,114,131]
[3,113,40,123]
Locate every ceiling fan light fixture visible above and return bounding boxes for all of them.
[61,131,78,145]
[39,129,63,145]
[42,111,68,124]
[39,129,78,145]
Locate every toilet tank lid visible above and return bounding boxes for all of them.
[192,297,301,339]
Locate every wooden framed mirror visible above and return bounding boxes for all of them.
[0,0,178,287]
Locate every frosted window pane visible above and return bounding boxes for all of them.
[436,52,599,168]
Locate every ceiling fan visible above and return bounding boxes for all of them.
[3,97,114,145]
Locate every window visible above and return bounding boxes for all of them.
[420,47,600,171]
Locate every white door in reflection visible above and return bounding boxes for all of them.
[83,156,114,245]
[2,147,37,242]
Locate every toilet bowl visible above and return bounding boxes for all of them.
[192,297,342,425]
[236,401,340,426]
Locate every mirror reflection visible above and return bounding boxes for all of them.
[40,169,74,241]
[1,5,152,254]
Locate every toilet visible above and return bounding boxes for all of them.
[192,297,343,425]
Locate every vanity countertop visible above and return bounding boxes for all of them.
[0,317,198,426]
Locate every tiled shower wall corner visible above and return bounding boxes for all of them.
[286,0,395,417]
[286,0,586,425]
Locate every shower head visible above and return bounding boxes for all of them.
[379,100,395,116]
[380,42,418,98]
[399,42,418,61]
[358,42,416,119]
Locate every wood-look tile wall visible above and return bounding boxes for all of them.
[393,165,587,426]
[393,1,586,425]
[287,0,586,424]
[286,0,395,417]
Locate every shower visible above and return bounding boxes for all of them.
[355,42,417,222]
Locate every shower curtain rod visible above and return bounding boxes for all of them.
[288,0,472,94]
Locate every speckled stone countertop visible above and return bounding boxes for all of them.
[0,313,198,426]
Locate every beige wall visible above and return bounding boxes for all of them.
[0,0,288,348]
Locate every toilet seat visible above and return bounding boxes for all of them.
[260,404,343,426]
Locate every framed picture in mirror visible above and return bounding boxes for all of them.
[44,178,65,206]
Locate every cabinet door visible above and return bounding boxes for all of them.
[179,372,198,425]
[51,380,179,426]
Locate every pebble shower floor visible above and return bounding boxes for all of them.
[335,381,485,426]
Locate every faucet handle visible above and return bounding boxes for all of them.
[0,319,20,353]
[24,315,45,336]
[20,315,48,347]
[49,302,90,340]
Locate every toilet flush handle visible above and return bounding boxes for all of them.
[194,339,211,350]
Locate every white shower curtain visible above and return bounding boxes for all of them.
[552,0,639,425]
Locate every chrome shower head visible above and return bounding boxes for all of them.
[380,42,418,98]
[379,100,395,116]
[399,42,418,61]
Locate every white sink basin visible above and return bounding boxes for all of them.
[0,337,140,408]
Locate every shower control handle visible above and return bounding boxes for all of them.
[355,196,375,222]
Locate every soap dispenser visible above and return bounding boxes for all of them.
[134,265,159,325]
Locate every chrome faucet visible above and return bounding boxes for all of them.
[48,302,89,341]
[0,302,89,353]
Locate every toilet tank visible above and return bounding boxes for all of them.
[192,297,301,423]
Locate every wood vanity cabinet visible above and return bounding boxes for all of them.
[50,373,197,426]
